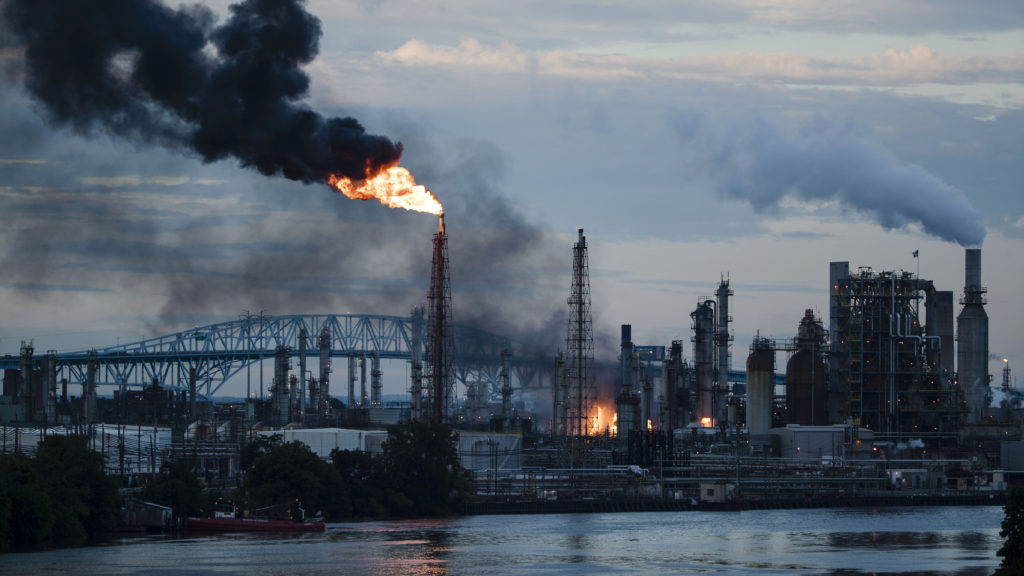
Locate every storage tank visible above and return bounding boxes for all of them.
[746,336,774,435]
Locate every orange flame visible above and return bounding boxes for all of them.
[329,166,442,215]
[700,416,713,428]
[588,405,618,436]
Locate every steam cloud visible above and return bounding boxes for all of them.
[3,0,401,184]
[677,113,987,247]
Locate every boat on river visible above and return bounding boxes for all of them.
[186,515,325,532]
[187,500,325,532]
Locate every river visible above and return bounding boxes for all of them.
[1,506,1004,575]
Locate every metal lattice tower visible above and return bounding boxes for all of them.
[566,228,595,438]
[426,214,455,423]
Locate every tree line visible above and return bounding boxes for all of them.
[0,435,120,552]
[145,421,471,521]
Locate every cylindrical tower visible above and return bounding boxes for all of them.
[360,354,367,407]
[19,341,33,407]
[318,327,331,414]
[621,324,634,392]
[347,352,357,408]
[691,299,716,425]
[308,378,320,416]
[298,327,308,415]
[958,248,990,422]
[786,309,828,425]
[616,387,640,441]
[371,351,382,408]
[272,345,290,428]
[716,278,733,427]
[747,336,775,435]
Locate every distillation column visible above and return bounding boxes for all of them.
[318,328,331,415]
[371,351,382,408]
[298,327,308,415]
[716,277,733,427]
[691,300,715,425]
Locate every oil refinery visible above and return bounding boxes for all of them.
[0,227,1018,508]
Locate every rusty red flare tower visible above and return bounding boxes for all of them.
[425,214,455,423]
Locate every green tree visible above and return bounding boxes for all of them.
[997,486,1024,575]
[0,453,55,552]
[380,421,470,517]
[33,435,119,544]
[244,441,343,518]
[239,433,283,471]
[141,459,208,520]
[330,448,386,518]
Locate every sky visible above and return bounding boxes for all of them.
[1,0,1022,398]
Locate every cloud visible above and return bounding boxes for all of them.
[78,175,191,188]
[376,38,1024,89]
[380,38,531,73]
[0,282,112,293]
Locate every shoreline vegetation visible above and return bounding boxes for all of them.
[1,426,1017,561]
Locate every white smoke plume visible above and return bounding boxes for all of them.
[676,113,986,247]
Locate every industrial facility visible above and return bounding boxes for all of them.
[1,226,1019,505]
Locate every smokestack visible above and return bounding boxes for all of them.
[965,248,982,291]
[621,324,634,391]
[958,248,990,422]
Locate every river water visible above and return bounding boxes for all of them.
[1,506,1004,575]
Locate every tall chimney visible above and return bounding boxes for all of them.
[957,248,989,422]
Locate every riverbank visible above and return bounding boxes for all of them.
[465,491,1006,515]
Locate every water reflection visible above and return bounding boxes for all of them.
[0,507,1003,576]
[328,519,454,576]
[827,531,942,549]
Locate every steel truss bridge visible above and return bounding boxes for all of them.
[1,314,553,400]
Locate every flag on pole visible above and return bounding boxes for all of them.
[912,250,919,258]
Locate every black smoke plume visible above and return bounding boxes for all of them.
[3,0,401,183]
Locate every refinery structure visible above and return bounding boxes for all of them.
[1,223,1020,505]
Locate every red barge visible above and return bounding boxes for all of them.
[186,516,325,532]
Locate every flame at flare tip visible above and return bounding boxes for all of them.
[328,166,442,216]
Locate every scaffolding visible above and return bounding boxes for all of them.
[426,215,455,424]
[565,228,595,439]
[831,268,961,441]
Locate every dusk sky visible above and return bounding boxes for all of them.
[1,0,1022,397]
